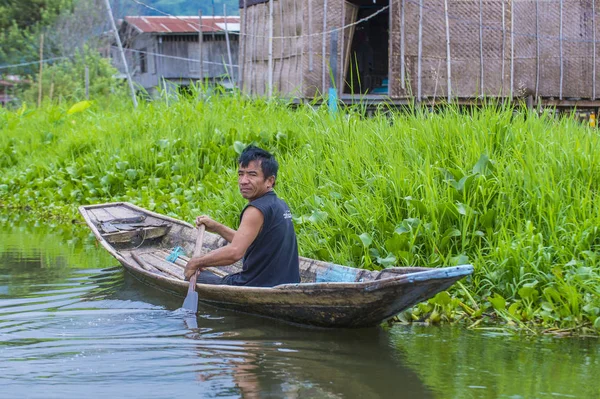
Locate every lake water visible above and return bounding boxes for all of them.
[0,222,598,399]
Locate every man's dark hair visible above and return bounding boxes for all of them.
[238,145,279,185]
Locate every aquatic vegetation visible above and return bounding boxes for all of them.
[1,93,599,334]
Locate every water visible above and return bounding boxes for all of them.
[0,224,598,399]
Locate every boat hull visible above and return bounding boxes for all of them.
[80,202,474,328]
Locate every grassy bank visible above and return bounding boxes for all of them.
[1,94,599,335]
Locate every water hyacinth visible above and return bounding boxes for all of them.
[0,93,599,335]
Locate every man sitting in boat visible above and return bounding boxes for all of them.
[184,145,301,287]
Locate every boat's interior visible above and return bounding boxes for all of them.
[83,204,430,285]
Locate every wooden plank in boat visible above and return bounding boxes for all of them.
[129,253,168,276]
[132,253,183,280]
[103,225,171,244]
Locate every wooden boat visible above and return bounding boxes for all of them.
[79,202,473,328]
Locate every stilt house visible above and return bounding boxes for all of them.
[239,0,600,109]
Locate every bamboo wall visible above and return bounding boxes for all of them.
[240,0,304,96]
[241,0,600,102]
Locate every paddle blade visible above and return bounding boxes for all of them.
[182,290,198,313]
[182,272,199,313]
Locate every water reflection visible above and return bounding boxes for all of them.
[1,224,598,399]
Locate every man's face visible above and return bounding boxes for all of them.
[238,160,274,201]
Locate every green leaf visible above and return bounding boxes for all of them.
[594,317,600,331]
[233,141,246,154]
[376,253,397,268]
[126,169,138,180]
[473,153,495,176]
[489,293,506,311]
[450,254,469,266]
[358,233,373,247]
[307,210,328,223]
[432,291,452,306]
[67,100,92,115]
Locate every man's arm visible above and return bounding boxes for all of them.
[185,207,263,280]
[195,215,237,242]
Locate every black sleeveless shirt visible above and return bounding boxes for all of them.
[224,191,300,287]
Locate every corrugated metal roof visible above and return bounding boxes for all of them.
[124,16,240,34]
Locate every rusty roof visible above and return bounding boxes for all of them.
[123,16,240,34]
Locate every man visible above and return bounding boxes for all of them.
[184,145,300,287]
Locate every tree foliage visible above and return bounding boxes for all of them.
[19,47,125,104]
[0,0,74,71]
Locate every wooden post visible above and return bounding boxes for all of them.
[85,65,89,100]
[104,0,137,108]
[400,0,405,90]
[479,0,484,96]
[444,0,452,101]
[593,0,597,100]
[38,33,44,107]
[268,0,274,97]
[559,0,564,100]
[417,0,423,101]
[198,10,204,84]
[322,0,328,93]
[223,5,234,83]
[535,0,540,98]
[240,2,246,91]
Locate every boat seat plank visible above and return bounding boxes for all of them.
[105,206,144,220]
[102,225,171,244]
[89,208,116,223]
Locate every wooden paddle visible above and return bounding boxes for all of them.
[182,224,206,313]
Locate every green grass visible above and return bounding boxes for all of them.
[1,93,599,334]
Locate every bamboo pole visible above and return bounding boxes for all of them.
[417,0,423,101]
[268,0,274,97]
[198,10,204,83]
[240,3,246,92]
[535,0,540,98]
[250,8,256,95]
[594,0,597,100]
[85,65,89,100]
[510,0,514,99]
[104,0,137,108]
[444,0,452,101]
[501,0,506,97]
[279,0,285,92]
[223,5,234,83]
[322,0,328,93]
[339,0,346,95]
[388,0,393,96]
[479,0,484,95]
[309,0,313,72]
[559,0,563,100]
[400,0,405,90]
[38,33,43,107]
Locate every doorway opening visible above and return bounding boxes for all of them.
[343,0,389,95]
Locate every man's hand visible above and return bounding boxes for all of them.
[195,215,220,232]
[184,256,205,280]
